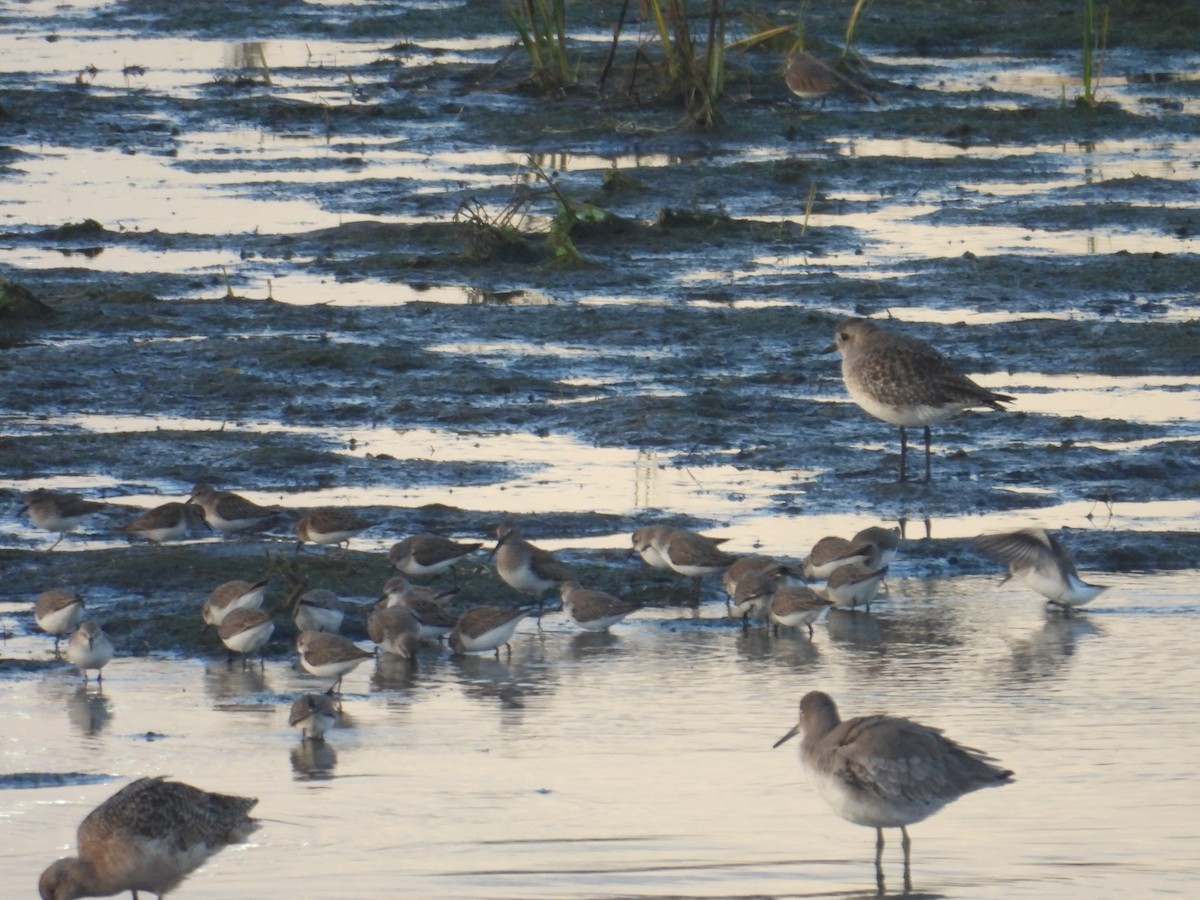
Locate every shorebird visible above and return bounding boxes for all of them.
[119,501,208,544]
[379,575,457,642]
[296,630,373,691]
[492,521,570,617]
[974,528,1107,612]
[449,605,534,657]
[784,51,844,105]
[722,555,799,598]
[217,608,274,668]
[632,525,729,573]
[824,563,888,611]
[21,488,105,549]
[769,584,834,637]
[388,533,482,583]
[38,776,258,900]
[803,536,880,579]
[851,525,902,568]
[774,691,1013,892]
[35,588,85,654]
[366,601,421,659]
[201,578,268,628]
[187,483,277,534]
[65,621,114,683]
[295,508,379,556]
[559,581,642,632]
[292,588,344,634]
[828,317,1015,482]
[728,570,779,626]
[653,528,739,598]
[289,691,339,742]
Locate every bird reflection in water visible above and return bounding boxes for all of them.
[1006,615,1101,682]
[67,684,112,737]
[291,741,338,780]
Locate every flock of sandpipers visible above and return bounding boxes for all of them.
[24,317,1108,898]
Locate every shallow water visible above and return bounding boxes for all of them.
[4,572,1199,898]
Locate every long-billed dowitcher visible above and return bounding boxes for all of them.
[774,691,1013,892]
[38,776,258,900]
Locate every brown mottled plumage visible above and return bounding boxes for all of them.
[831,318,1014,482]
[39,777,258,900]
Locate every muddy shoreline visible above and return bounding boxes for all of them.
[3,1,1200,655]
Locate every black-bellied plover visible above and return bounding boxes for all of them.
[830,317,1014,482]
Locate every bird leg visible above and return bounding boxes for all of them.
[923,425,933,483]
[898,426,909,483]
[875,827,886,893]
[901,826,913,894]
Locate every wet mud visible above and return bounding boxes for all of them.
[2,1,1199,653]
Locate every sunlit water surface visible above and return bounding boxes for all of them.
[3,572,1198,898]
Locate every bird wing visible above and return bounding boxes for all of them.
[974,529,1057,571]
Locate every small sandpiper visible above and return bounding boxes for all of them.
[851,525,902,568]
[65,621,115,683]
[296,630,373,691]
[187,483,278,534]
[201,578,268,628]
[21,488,105,549]
[655,528,739,598]
[974,527,1106,612]
[449,605,535,658]
[367,601,421,659]
[379,575,457,642]
[119,501,208,544]
[289,691,340,743]
[823,563,888,611]
[559,581,642,632]
[769,584,834,637]
[803,535,880,579]
[293,588,344,634]
[34,588,85,655]
[492,521,570,617]
[218,607,274,668]
[774,691,1012,893]
[38,776,258,900]
[829,317,1015,482]
[295,507,380,556]
[388,533,482,583]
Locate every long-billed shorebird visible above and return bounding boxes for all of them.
[974,527,1106,612]
[187,483,277,535]
[22,488,105,549]
[35,588,85,655]
[65,621,114,683]
[774,691,1013,893]
[38,776,258,900]
[829,317,1014,482]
